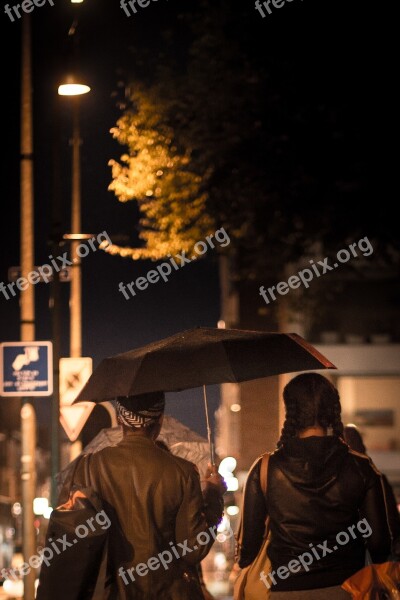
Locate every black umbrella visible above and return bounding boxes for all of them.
[73,327,336,463]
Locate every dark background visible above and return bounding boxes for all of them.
[0,0,390,440]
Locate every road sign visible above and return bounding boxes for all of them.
[60,357,93,406]
[0,341,53,396]
[59,357,94,441]
[60,404,94,442]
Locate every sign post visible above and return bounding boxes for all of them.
[0,341,53,397]
[0,341,52,600]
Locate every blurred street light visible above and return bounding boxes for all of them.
[33,497,48,516]
[218,456,239,492]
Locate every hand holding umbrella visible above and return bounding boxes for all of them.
[202,462,228,496]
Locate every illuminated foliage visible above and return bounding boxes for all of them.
[108,86,213,260]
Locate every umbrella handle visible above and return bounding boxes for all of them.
[210,441,215,467]
[203,385,216,466]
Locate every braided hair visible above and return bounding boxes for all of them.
[277,373,343,448]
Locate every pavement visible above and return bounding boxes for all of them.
[0,586,233,600]
[0,578,234,600]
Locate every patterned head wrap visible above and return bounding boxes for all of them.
[113,392,165,428]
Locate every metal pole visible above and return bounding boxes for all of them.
[203,385,215,466]
[21,404,36,598]
[20,21,35,342]
[20,13,36,600]
[69,97,84,461]
[50,96,62,508]
[70,97,82,360]
[50,254,61,507]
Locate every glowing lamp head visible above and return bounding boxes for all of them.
[58,77,91,96]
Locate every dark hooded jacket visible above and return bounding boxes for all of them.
[237,436,391,592]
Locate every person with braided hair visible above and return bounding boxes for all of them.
[236,373,391,599]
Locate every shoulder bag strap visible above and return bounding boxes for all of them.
[236,452,271,549]
[259,452,271,537]
[56,453,85,507]
[85,454,109,599]
[84,452,92,487]
[259,452,270,497]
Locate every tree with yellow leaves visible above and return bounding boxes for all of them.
[107,85,214,261]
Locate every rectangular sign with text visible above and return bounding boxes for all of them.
[0,341,53,396]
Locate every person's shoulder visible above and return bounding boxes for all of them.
[171,454,201,476]
[156,448,200,478]
[348,448,375,464]
[347,448,382,478]
[247,449,277,478]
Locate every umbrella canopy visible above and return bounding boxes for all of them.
[73,327,336,403]
[56,415,211,493]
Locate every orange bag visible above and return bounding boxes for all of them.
[341,561,400,599]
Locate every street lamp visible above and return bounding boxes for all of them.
[58,0,90,359]
[57,78,91,360]
[51,0,92,485]
[59,82,90,465]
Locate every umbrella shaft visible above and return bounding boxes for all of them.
[203,385,215,466]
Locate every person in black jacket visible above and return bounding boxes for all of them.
[236,373,392,599]
[40,392,226,600]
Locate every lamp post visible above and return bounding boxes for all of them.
[49,80,90,484]
[58,80,90,361]
[20,14,36,600]
[60,0,90,360]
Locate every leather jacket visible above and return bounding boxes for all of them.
[70,432,224,599]
[237,436,391,592]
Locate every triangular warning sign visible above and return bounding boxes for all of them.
[60,357,93,407]
[60,403,94,442]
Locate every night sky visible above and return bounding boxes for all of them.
[0,0,389,440]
